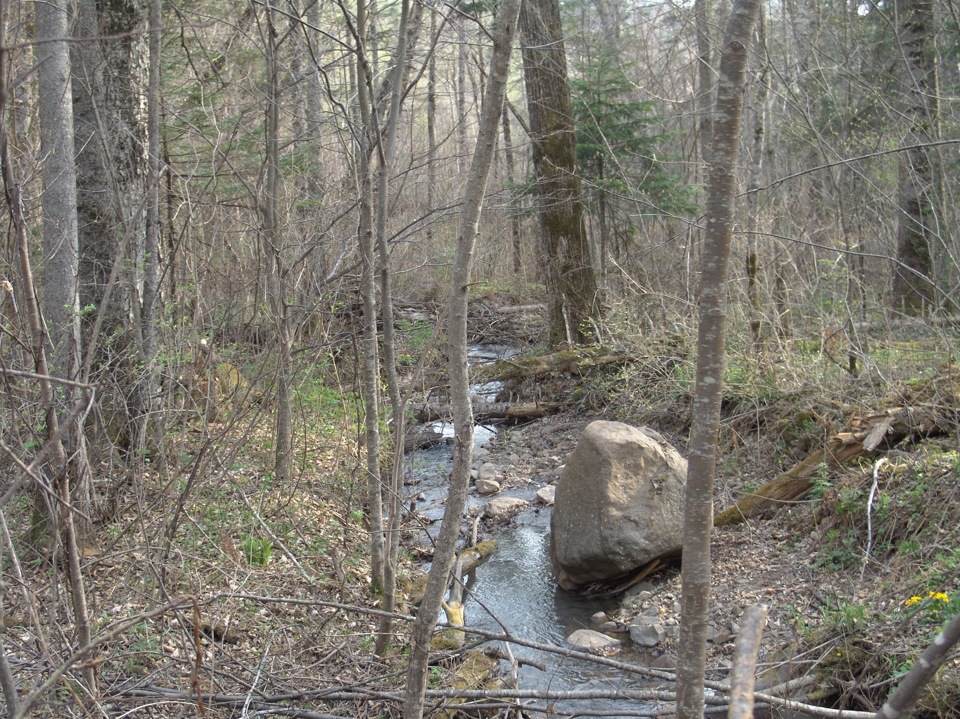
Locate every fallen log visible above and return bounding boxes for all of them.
[414,401,563,424]
[715,406,946,526]
[404,541,498,606]
[471,346,630,382]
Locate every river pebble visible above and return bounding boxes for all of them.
[483,496,526,518]
[567,629,621,654]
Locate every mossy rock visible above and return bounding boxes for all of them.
[434,650,500,718]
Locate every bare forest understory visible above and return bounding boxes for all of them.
[3,302,960,718]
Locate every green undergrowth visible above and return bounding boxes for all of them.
[776,449,960,715]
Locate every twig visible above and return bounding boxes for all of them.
[0,632,19,717]
[242,632,276,718]
[862,457,887,580]
[191,599,207,715]
[12,599,192,719]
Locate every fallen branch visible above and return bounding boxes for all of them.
[716,407,943,526]
[873,611,960,719]
[729,604,768,719]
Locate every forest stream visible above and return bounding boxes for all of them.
[409,345,660,716]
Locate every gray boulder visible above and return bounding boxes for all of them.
[629,621,667,647]
[535,484,556,505]
[550,421,688,591]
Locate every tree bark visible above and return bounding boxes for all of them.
[261,2,294,484]
[36,0,90,540]
[353,0,386,593]
[891,0,941,314]
[745,9,768,356]
[373,0,413,655]
[4,8,94,692]
[695,0,715,166]
[137,0,162,460]
[519,0,600,346]
[72,0,147,458]
[403,0,521,713]
[675,1,760,717]
[501,105,523,274]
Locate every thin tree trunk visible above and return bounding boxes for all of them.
[695,0,715,166]
[2,10,94,692]
[138,0,162,459]
[501,105,522,274]
[403,0,521,713]
[457,17,467,174]
[675,1,760,717]
[746,8,768,356]
[426,7,437,246]
[373,0,413,656]
[261,2,293,483]
[353,0,386,592]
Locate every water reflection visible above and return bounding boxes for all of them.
[464,520,654,711]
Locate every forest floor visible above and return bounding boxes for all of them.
[3,302,960,718]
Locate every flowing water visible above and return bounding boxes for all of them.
[410,344,658,715]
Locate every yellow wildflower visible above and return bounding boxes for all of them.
[905,596,923,606]
[928,591,950,604]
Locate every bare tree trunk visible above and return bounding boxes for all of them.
[259,2,294,483]
[425,6,437,247]
[373,0,413,656]
[501,105,523,274]
[137,0,162,460]
[403,0,521,712]
[891,0,940,314]
[675,0,760,717]
[456,17,467,174]
[72,0,147,468]
[746,8,768,356]
[695,0,715,166]
[3,8,94,692]
[519,0,600,346]
[353,0,386,593]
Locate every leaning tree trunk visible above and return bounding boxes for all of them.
[403,0,521,713]
[519,0,600,346]
[891,0,941,314]
[675,1,761,717]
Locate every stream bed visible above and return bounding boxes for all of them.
[412,432,660,715]
[410,346,660,714]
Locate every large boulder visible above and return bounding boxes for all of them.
[550,421,688,591]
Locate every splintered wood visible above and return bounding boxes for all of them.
[716,364,960,526]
